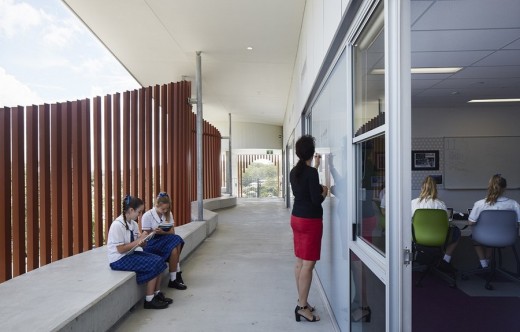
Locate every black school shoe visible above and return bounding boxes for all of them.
[144,295,169,309]
[168,271,188,290]
[155,291,173,304]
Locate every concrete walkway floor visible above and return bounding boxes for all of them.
[111,198,335,332]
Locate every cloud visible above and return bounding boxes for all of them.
[0,0,43,38]
[43,17,83,48]
[0,66,43,107]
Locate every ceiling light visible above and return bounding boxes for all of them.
[468,98,520,103]
[246,46,253,51]
[370,67,462,75]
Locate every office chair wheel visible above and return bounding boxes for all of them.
[485,283,494,290]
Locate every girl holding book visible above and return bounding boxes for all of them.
[107,195,172,309]
[141,192,188,290]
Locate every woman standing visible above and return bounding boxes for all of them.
[141,192,188,290]
[290,135,328,323]
[107,195,171,309]
[468,174,520,268]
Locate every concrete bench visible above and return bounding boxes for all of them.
[0,197,236,332]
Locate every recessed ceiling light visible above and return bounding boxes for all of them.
[246,46,253,51]
[468,98,520,103]
[371,67,462,75]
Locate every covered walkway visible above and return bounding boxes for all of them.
[112,199,335,332]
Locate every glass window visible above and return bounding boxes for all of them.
[353,4,385,137]
[356,134,385,253]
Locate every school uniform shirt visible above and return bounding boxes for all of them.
[380,188,386,209]
[411,197,447,216]
[107,215,141,264]
[141,208,175,231]
[468,197,520,223]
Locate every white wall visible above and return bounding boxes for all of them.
[212,121,282,150]
[412,105,520,212]
[283,0,349,145]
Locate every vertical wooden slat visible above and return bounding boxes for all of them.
[71,101,83,254]
[167,84,174,197]
[172,83,180,223]
[153,85,160,195]
[122,91,130,197]
[138,88,146,203]
[12,106,25,276]
[39,104,51,265]
[104,95,113,236]
[0,107,12,281]
[61,102,73,257]
[161,85,168,194]
[130,90,138,195]
[145,87,153,208]
[50,104,63,261]
[81,99,92,251]
[113,93,122,228]
[93,97,103,247]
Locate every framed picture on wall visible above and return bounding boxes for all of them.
[412,150,439,171]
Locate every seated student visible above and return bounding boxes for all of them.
[107,195,172,309]
[379,187,385,215]
[468,174,520,269]
[141,192,188,290]
[412,176,460,273]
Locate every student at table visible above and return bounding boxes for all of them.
[412,176,460,273]
[468,174,520,269]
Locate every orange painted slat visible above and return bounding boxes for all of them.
[39,104,51,265]
[71,101,83,254]
[81,99,92,251]
[153,85,160,196]
[130,90,138,196]
[93,97,103,247]
[0,107,12,282]
[61,102,73,257]
[104,95,113,235]
[166,83,174,197]
[122,91,130,198]
[11,106,25,276]
[138,88,146,203]
[113,93,122,231]
[172,83,180,223]
[50,104,63,261]
[161,85,167,194]
[145,87,153,208]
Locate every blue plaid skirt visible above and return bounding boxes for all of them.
[110,251,167,284]
[144,234,185,261]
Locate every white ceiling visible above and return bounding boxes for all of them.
[62,0,305,125]
[63,0,520,126]
[410,0,520,108]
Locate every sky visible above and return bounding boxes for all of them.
[0,0,140,108]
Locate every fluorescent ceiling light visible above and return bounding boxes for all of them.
[468,98,520,103]
[371,67,462,75]
[246,46,253,50]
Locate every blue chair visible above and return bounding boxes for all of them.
[462,210,519,290]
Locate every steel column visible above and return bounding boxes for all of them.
[195,51,204,220]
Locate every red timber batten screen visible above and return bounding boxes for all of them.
[0,81,221,283]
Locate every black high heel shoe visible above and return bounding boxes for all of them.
[295,305,320,322]
[297,299,315,312]
[351,306,371,322]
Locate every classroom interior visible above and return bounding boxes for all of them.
[409,1,520,330]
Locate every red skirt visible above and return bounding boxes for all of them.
[291,215,323,261]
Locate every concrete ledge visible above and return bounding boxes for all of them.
[0,197,236,332]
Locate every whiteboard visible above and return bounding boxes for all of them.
[444,137,520,189]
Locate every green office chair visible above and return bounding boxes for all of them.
[412,208,455,287]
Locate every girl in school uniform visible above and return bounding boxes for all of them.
[141,192,188,290]
[107,195,172,309]
[468,174,520,268]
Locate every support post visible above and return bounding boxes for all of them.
[227,113,232,195]
[196,51,204,220]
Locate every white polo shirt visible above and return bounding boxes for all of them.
[468,196,520,223]
[107,215,141,264]
[411,197,447,216]
[141,208,175,231]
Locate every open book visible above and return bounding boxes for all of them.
[124,231,155,256]
[158,221,174,231]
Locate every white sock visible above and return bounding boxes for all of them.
[154,290,160,295]
[177,263,181,271]
[170,272,177,281]
[145,295,154,302]
[443,255,452,263]
[480,259,488,268]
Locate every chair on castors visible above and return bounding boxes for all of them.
[412,209,455,287]
[461,210,519,290]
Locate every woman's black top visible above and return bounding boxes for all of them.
[290,165,324,218]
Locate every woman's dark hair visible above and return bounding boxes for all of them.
[122,195,144,229]
[294,135,315,180]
